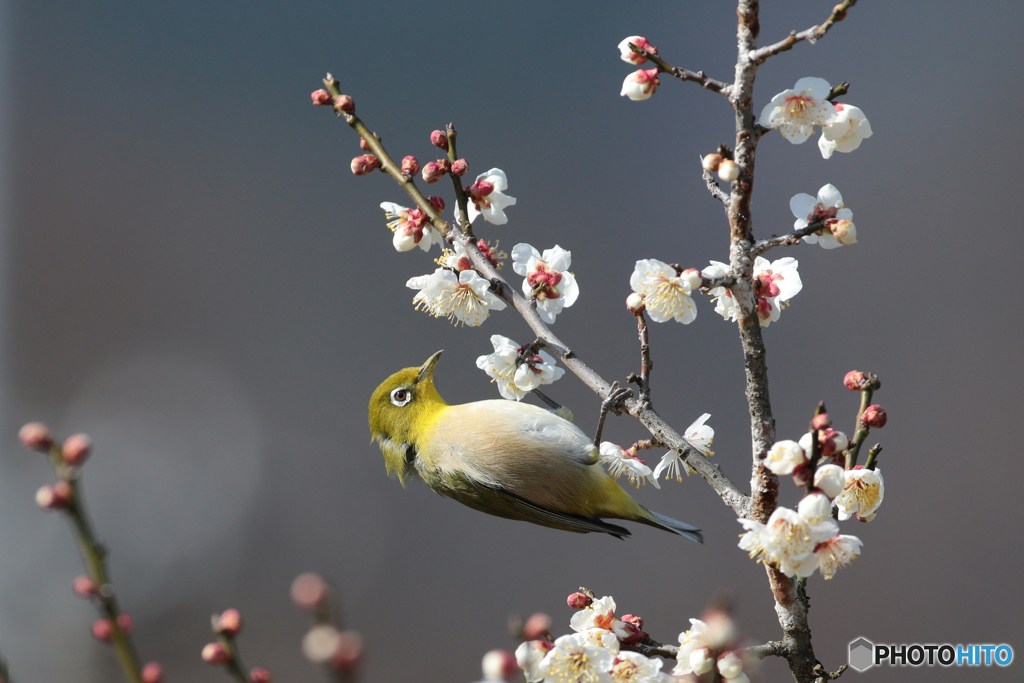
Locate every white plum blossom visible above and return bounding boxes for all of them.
[799,429,849,460]
[814,534,864,579]
[672,619,709,676]
[617,36,656,64]
[814,464,845,499]
[515,641,552,683]
[512,244,580,324]
[763,440,807,475]
[466,168,516,225]
[608,651,664,683]
[653,413,714,481]
[380,202,440,252]
[538,634,614,683]
[702,257,801,327]
[476,335,564,401]
[621,69,661,101]
[818,103,873,158]
[689,648,714,675]
[789,184,856,249]
[576,628,621,655]
[738,506,840,578]
[701,261,741,322]
[759,77,837,144]
[835,467,884,521]
[407,268,506,326]
[570,596,631,639]
[630,259,700,323]
[798,492,833,525]
[599,443,659,489]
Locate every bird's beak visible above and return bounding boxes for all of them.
[417,350,443,384]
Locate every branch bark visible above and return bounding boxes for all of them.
[748,0,858,64]
[628,45,731,97]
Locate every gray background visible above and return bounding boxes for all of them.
[0,1,1021,681]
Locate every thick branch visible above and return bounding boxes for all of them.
[748,0,858,64]
[628,45,731,97]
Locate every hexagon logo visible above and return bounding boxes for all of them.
[848,637,875,672]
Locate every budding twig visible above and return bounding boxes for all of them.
[628,44,732,97]
[753,219,827,255]
[748,0,859,64]
[701,165,730,207]
[444,124,472,236]
[636,312,653,406]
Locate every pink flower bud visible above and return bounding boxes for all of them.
[619,621,647,645]
[311,90,333,106]
[92,618,114,642]
[843,370,869,390]
[791,462,813,487]
[860,404,887,428]
[451,158,468,176]
[291,572,329,610]
[821,429,848,457]
[717,159,740,182]
[482,649,519,681]
[427,196,445,214]
[401,156,420,177]
[19,422,52,451]
[36,481,72,510]
[620,68,660,101]
[73,575,98,598]
[828,218,857,245]
[567,592,593,609]
[359,132,380,152]
[350,155,378,176]
[249,667,272,683]
[626,292,645,315]
[331,631,363,673]
[217,608,242,636]
[421,161,445,184]
[202,643,231,665]
[618,36,657,65]
[141,662,164,683]
[430,130,449,150]
[701,154,722,172]
[811,414,832,431]
[522,612,551,641]
[682,268,703,291]
[117,613,134,634]
[334,95,354,114]
[61,433,91,466]
[621,614,644,630]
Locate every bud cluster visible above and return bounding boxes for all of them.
[292,573,363,675]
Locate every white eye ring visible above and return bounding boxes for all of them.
[390,388,412,407]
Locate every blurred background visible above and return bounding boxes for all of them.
[0,0,1021,681]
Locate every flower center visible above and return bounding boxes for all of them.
[528,261,563,300]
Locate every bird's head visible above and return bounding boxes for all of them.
[368,350,448,481]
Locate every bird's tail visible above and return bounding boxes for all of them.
[637,508,703,544]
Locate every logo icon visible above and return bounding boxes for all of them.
[849,637,874,672]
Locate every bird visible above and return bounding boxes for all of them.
[368,350,702,542]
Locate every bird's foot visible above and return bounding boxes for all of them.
[593,382,634,445]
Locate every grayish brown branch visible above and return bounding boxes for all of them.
[702,167,730,207]
[628,45,732,97]
[748,0,858,64]
[754,220,825,256]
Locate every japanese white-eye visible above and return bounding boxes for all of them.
[368,351,702,542]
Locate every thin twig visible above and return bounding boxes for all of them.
[747,640,789,659]
[628,45,731,97]
[620,641,677,660]
[445,124,472,236]
[753,220,825,256]
[701,166,730,207]
[636,313,652,406]
[748,0,858,64]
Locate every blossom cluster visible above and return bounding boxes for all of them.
[476,335,565,401]
[759,77,873,158]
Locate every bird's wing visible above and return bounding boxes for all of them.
[435,470,630,538]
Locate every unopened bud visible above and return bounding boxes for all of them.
[117,613,134,634]
[717,159,740,182]
[619,621,647,645]
[832,4,848,20]
[717,651,744,679]
[73,575,99,598]
[19,422,52,451]
[428,196,445,213]
[690,647,714,675]
[61,433,91,466]
[311,89,333,106]
[522,612,551,641]
[421,161,445,184]
[626,292,645,315]
[291,572,329,610]
[141,662,164,683]
[202,642,231,665]
[618,36,657,65]
[798,492,832,524]
[36,481,72,510]
[302,624,341,664]
[810,414,831,431]
[331,631,363,673]
[843,370,869,390]
[621,614,644,629]
[92,618,114,642]
[350,154,378,176]
[430,130,449,150]
[829,218,856,245]
[813,464,844,499]
[682,268,703,291]
[860,404,887,428]
[359,132,380,152]
[334,94,354,114]
[482,649,519,681]
[451,158,468,176]
[702,608,735,649]
[217,608,242,636]
[702,153,723,173]
[822,429,849,456]
[249,667,272,683]
[567,592,593,609]
[401,156,420,177]
[790,463,813,487]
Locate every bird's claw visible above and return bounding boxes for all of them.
[601,382,634,417]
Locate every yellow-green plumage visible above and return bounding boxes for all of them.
[368,351,702,542]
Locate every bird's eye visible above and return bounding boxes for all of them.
[390,388,412,407]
